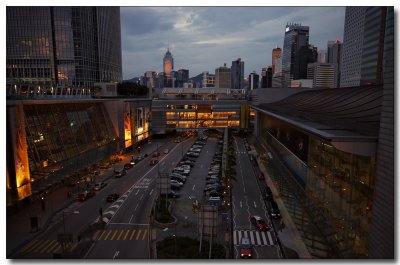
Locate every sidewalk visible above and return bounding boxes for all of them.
[248,136,311,259]
[6,140,165,258]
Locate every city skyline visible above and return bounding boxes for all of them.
[121,7,345,80]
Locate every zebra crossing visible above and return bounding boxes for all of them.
[17,239,74,254]
[93,228,148,241]
[233,230,275,246]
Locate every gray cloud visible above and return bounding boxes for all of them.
[121,7,345,79]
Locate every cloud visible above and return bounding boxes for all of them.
[120,7,345,79]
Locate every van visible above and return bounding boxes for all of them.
[114,167,126,178]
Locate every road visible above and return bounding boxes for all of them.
[231,137,280,259]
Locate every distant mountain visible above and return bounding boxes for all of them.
[188,73,203,85]
[124,77,140,83]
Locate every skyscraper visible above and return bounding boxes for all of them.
[177,68,189,87]
[249,71,259,90]
[261,66,273,88]
[340,7,367,87]
[307,62,338,88]
[6,7,122,91]
[360,7,388,86]
[327,39,342,87]
[231,58,244,90]
[272,47,282,74]
[318,50,327,63]
[215,64,231,88]
[163,48,174,87]
[282,23,310,87]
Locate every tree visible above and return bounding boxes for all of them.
[117,82,149,97]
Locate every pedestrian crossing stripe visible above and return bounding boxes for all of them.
[93,229,148,241]
[233,230,275,246]
[17,240,73,254]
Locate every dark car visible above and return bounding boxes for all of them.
[76,190,95,201]
[161,190,180,198]
[149,159,158,166]
[152,152,160,157]
[240,237,253,258]
[124,163,133,170]
[263,186,273,201]
[270,200,281,219]
[250,215,269,231]
[106,193,120,202]
[258,172,265,180]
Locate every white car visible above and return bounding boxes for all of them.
[163,149,169,154]
[93,182,107,191]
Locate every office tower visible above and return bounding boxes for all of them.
[282,23,309,87]
[360,7,388,85]
[369,6,394,258]
[318,50,327,63]
[327,39,342,64]
[293,44,317,81]
[327,39,342,87]
[6,7,122,91]
[249,71,259,90]
[261,66,273,88]
[231,58,245,90]
[163,48,174,87]
[215,64,231,88]
[340,7,367,87]
[177,68,189,87]
[144,71,157,89]
[272,47,282,74]
[307,62,338,88]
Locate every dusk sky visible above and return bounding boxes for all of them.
[120,6,346,80]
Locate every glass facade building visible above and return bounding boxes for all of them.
[282,23,309,87]
[253,86,383,258]
[6,7,122,93]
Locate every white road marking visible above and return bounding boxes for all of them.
[192,185,196,191]
[240,201,243,208]
[134,204,139,211]
[113,251,119,259]
[253,201,257,208]
[139,194,144,201]
[129,214,133,223]
[149,189,154,196]
[135,190,140,196]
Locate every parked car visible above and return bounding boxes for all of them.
[163,148,169,154]
[170,179,184,187]
[124,163,133,170]
[250,215,269,231]
[240,237,253,258]
[106,193,120,202]
[149,159,158,166]
[258,172,265,180]
[161,190,180,198]
[152,152,160,157]
[93,182,107,191]
[264,186,273,201]
[114,167,126,178]
[170,176,186,184]
[270,200,281,219]
[76,190,95,201]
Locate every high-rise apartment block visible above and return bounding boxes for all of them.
[6,7,122,91]
[215,64,231,88]
[231,58,245,90]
